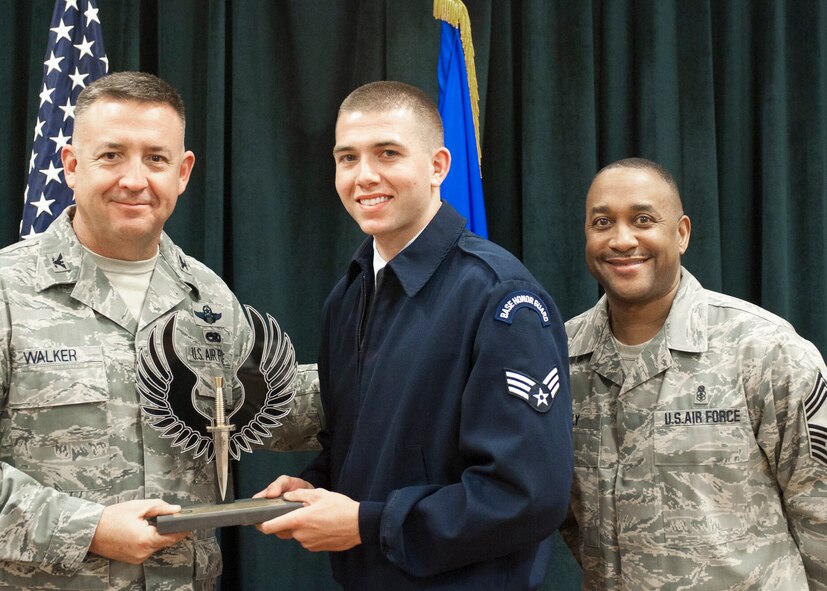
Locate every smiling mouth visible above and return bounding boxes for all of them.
[113,200,150,206]
[358,195,392,207]
[605,257,648,267]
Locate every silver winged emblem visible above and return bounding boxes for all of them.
[137,305,297,463]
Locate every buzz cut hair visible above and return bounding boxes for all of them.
[599,157,684,211]
[75,71,186,127]
[339,81,444,149]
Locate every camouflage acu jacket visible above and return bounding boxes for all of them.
[0,208,321,591]
[562,268,827,590]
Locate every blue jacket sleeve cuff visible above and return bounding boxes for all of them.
[358,501,384,545]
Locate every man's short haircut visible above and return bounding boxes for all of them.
[598,157,684,212]
[75,71,186,127]
[339,81,444,149]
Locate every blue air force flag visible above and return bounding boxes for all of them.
[21,0,108,240]
[435,2,487,238]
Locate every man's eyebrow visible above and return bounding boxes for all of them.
[629,203,657,212]
[589,205,611,215]
[589,203,658,215]
[147,145,173,154]
[333,141,404,154]
[92,142,126,151]
[89,142,174,155]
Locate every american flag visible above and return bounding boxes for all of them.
[21,0,108,240]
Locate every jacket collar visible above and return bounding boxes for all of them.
[33,206,201,331]
[35,206,198,291]
[347,202,467,298]
[568,267,709,358]
[34,206,86,290]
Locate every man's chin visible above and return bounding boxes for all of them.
[603,282,653,307]
[110,221,162,245]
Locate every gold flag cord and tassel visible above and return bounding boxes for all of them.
[433,0,482,169]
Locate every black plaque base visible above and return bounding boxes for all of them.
[153,497,303,534]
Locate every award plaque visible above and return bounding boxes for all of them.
[137,305,302,533]
[151,497,303,535]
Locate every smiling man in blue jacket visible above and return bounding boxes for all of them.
[256,81,573,590]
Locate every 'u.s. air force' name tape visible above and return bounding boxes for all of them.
[494,290,550,326]
[661,408,742,426]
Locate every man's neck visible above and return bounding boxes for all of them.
[608,285,679,345]
[374,200,441,261]
[75,228,160,261]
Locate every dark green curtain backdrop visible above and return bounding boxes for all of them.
[2,1,825,589]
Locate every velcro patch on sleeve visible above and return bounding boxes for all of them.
[494,290,551,327]
[804,373,827,466]
[504,367,560,413]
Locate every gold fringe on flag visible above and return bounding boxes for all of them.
[433,0,482,169]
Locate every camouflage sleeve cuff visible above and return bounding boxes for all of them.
[40,495,104,573]
[262,363,323,452]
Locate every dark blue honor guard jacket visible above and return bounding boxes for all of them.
[303,203,573,590]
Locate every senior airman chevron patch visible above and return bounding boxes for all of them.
[804,373,827,465]
[504,367,560,413]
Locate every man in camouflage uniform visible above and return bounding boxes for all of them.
[0,72,320,590]
[562,157,827,590]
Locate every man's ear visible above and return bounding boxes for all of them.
[178,150,196,195]
[677,214,691,254]
[61,145,78,189]
[431,147,451,187]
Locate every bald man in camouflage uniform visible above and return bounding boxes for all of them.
[0,72,320,591]
[562,158,827,590]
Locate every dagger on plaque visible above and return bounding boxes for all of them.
[207,376,235,501]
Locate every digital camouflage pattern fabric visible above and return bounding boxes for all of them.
[562,268,827,591]
[0,207,321,591]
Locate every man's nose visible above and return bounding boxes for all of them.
[608,223,638,252]
[356,159,379,187]
[119,158,149,192]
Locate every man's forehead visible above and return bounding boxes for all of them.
[587,167,679,212]
[337,106,414,123]
[74,100,184,147]
[334,109,417,148]
[79,97,180,118]
[593,165,668,187]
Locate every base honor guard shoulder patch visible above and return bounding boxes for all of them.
[804,373,827,466]
[494,290,551,327]
[504,367,560,413]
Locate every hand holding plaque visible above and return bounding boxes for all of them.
[136,305,302,533]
